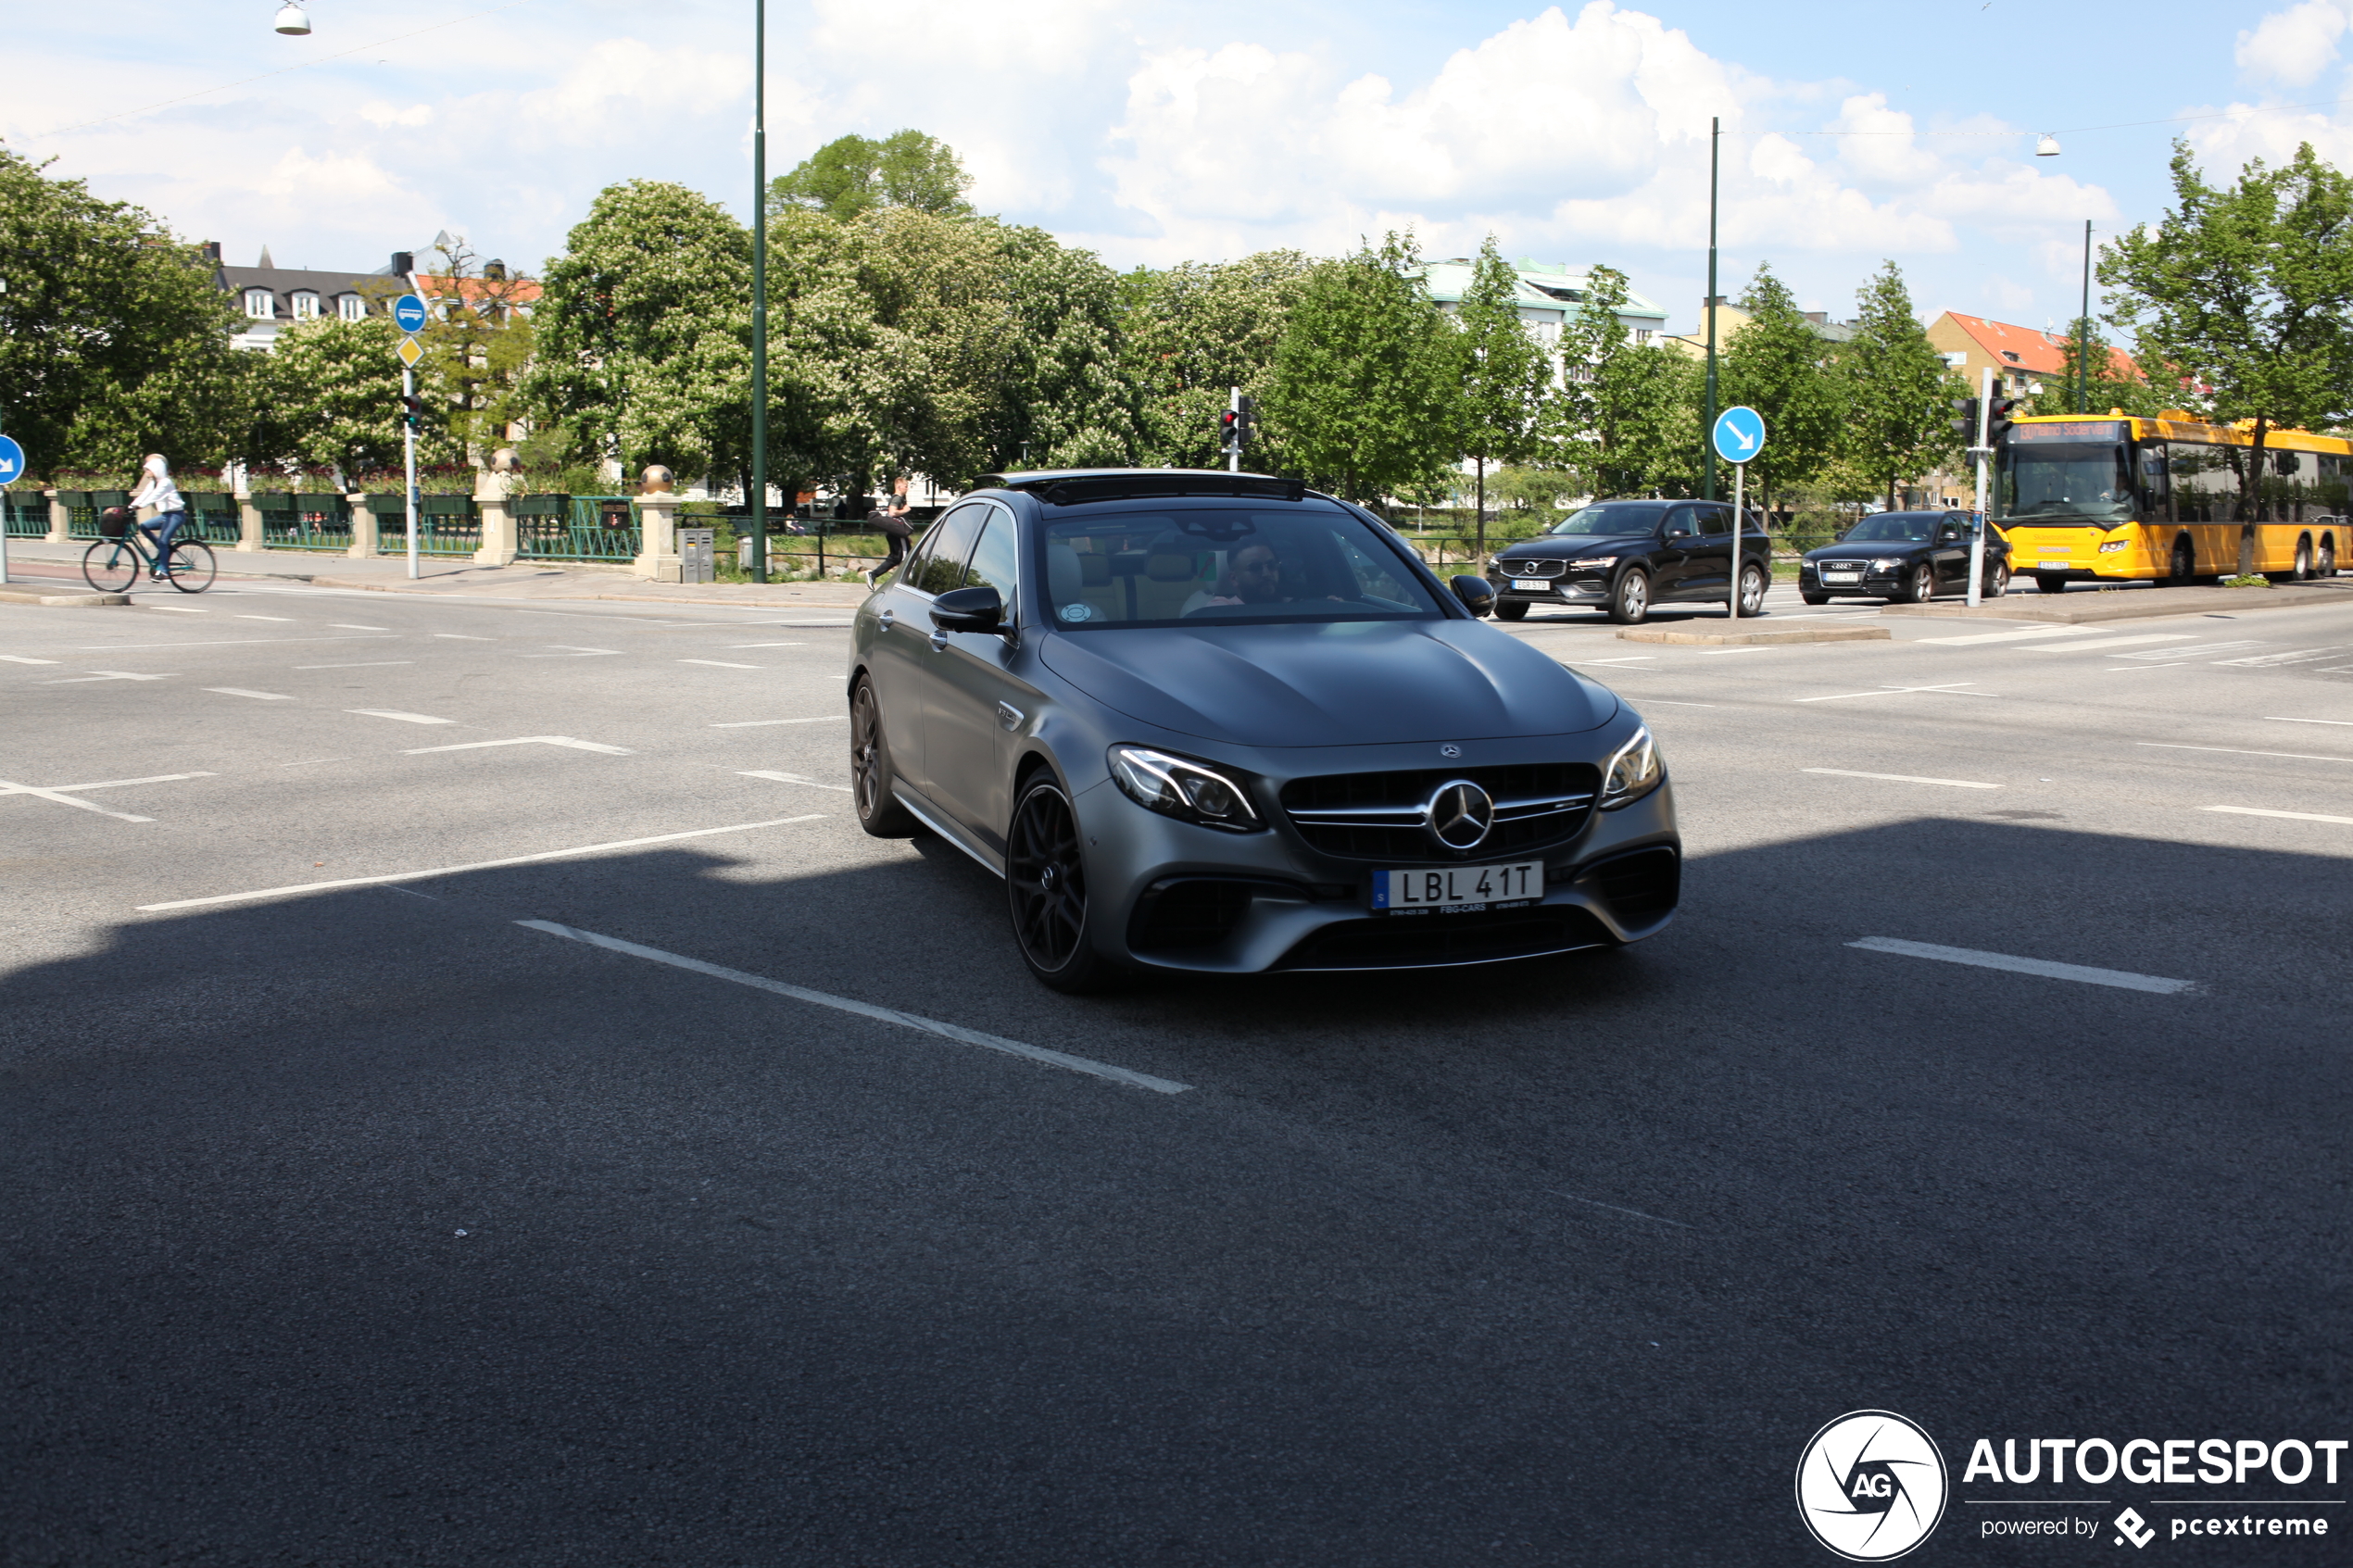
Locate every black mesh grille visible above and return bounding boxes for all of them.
[1128,879,1257,955]
[1274,906,1612,970]
[1278,763,1599,861]
[1581,847,1680,924]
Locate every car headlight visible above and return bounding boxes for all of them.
[1599,725,1664,809]
[1871,556,1906,570]
[1108,746,1265,832]
[1572,555,1617,568]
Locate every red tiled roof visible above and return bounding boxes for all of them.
[1942,312,2134,381]
[419,274,543,306]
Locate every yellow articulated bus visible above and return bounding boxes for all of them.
[1994,412,2351,594]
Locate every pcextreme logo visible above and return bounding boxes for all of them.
[1797,1411,1951,1562]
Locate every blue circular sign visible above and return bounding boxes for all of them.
[0,434,25,485]
[1712,405,1767,465]
[393,295,430,334]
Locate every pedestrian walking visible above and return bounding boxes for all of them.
[868,496,913,585]
[127,455,187,581]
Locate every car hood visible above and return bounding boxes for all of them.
[1496,534,1651,562]
[1038,621,1617,746]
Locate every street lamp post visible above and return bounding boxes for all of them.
[1704,116,1719,504]
[749,0,769,583]
[2074,220,2093,415]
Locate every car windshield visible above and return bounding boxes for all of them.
[1549,502,1667,536]
[1041,505,1443,629]
[1843,514,1942,543]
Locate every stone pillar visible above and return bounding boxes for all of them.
[634,493,680,582]
[473,451,518,566]
[44,491,69,544]
[236,495,264,553]
[347,493,377,558]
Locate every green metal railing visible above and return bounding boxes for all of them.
[254,493,353,552]
[3,489,47,537]
[57,490,127,539]
[376,494,480,557]
[182,495,244,546]
[515,494,639,562]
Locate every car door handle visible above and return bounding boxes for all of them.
[877,608,895,630]
[929,630,949,652]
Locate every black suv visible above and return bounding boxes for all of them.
[1485,499,1769,624]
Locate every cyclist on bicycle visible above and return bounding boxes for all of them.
[128,454,186,580]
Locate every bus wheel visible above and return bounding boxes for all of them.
[2034,574,2069,595]
[2294,538,2314,580]
[2166,539,2196,584]
[2321,537,2338,578]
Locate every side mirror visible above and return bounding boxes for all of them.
[931,584,1005,633]
[1451,575,1496,618]
[1938,528,1960,543]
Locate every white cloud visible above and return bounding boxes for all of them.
[2235,1,2351,87]
[359,102,434,130]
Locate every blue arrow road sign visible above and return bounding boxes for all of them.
[393,294,429,334]
[1712,405,1766,465]
[0,434,24,484]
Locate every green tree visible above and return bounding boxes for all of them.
[1453,235,1554,561]
[524,180,752,483]
[414,235,536,464]
[984,225,1141,470]
[1265,232,1456,510]
[248,315,450,478]
[0,145,247,478]
[2102,140,2353,568]
[768,130,975,222]
[1720,262,1843,518]
[2045,317,2163,419]
[1838,260,1960,511]
[1123,250,1318,470]
[1551,265,1705,498]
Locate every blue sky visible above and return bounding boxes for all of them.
[6,0,2345,336]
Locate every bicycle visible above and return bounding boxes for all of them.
[82,508,215,595]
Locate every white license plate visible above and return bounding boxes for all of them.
[1372,860,1541,914]
[1823,568,1860,576]
[1512,577,1550,591]
[2040,561,2070,570]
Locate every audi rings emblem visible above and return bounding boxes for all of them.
[1425,780,1495,850]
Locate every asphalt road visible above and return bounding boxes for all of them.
[4,576,2347,1566]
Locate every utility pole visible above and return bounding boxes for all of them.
[1704,115,1719,503]
[1966,365,1994,607]
[404,363,418,580]
[749,0,769,583]
[2074,220,2092,416]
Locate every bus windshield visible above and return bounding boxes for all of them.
[1996,442,2135,524]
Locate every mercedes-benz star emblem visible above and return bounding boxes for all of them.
[1425,780,1494,850]
[1440,744,1462,759]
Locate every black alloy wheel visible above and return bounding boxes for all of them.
[2035,573,2069,595]
[1906,563,1937,604]
[1607,569,1650,625]
[1493,599,1529,621]
[1982,561,2010,598]
[1737,562,1768,616]
[1007,776,1115,992]
[849,677,918,838]
[2168,538,2196,584]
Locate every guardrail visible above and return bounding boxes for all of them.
[514,495,640,562]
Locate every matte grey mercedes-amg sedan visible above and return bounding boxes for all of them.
[846,470,1680,991]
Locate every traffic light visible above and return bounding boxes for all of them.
[1986,395,2018,444]
[1219,408,1239,448]
[1950,395,1980,442]
[1235,395,1255,447]
[400,394,424,428]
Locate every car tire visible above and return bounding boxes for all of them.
[1736,562,1768,617]
[1607,569,1650,625]
[1982,561,2010,598]
[849,676,921,838]
[1906,563,1937,604]
[1801,591,1830,606]
[1493,599,1528,621]
[1006,773,1120,994]
[2035,573,2069,595]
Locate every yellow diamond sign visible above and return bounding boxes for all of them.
[397,335,423,369]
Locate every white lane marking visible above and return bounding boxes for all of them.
[144,605,207,613]
[521,646,623,658]
[738,769,852,793]
[346,709,454,724]
[2115,640,2263,660]
[1918,626,2101,646]
[0,655,58,664]
[727,642,806,648]
[2011,633,2196,653]
[515,921,1192,1096]
[280,758,348,767]
[44,771,217,792]
[330,623,390,631]
[134,817,828,911]
[1804,768,2000,789]
[405,735,635,756]
[711,715,845,728]
[1565,656,1657,666]
[1847,936,2198,995]
[434,633,493,641]
[2266,716,2353,727]
[2217,647,2344,668]
[1698,646,1776,656]
[205,687,296,701]
[1641,699,1718,707]
[1794,682,1992,704]
[2139,743,2353,763]
[235,614,296,622]
[2101,661,2194,671]
[69,636,393,650]
[44,670,177,684]
[2205,805,2353,826]
[0,777,156,823]
[1550,1191,1692,1229]
[681,659,760,669]
[296,660,412,670]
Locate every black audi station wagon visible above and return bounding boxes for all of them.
[1485,499,1771,623]
[848,470,1680,991]
[1797,510,2011,604]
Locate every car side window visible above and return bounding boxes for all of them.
[1695,507,1730,536]
[910,503,987,596]
[1662,506,1696,538]
[963,505,1021,609]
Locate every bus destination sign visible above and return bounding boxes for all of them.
[2012,420,2127,443]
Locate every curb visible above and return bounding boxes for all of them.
[1617,623,1890,646]
[0,586,129,607]
[1880,583,2353,624]
[309,575,871,610]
